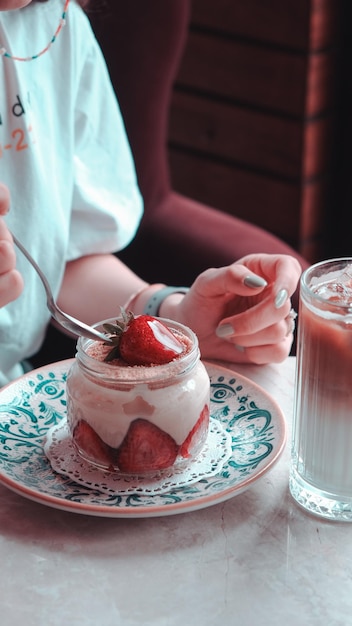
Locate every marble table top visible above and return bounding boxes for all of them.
[1,357,351,626]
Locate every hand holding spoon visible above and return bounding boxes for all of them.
[11,232,112,344]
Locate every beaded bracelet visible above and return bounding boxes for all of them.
[143,286,189,317]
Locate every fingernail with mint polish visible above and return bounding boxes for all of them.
[0,185,9,212]
[216,323,234,338]
[275,288,289,308]
[244,275,268,288]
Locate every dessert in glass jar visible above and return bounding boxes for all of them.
[66,311,210,475]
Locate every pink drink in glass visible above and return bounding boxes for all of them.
[290,258,352,520]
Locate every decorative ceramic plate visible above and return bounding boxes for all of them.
[0,359,286,518]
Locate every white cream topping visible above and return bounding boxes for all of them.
[67,362,210,447]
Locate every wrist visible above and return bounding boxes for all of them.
[159,292,186,319]
[124,285,190,318]
[143,286,189,318]
[123,283,165,315]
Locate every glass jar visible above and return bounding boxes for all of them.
[66,317,210,475]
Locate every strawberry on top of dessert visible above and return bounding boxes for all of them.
[102,309,185,366]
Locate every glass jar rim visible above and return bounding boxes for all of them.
[75,316,200,384]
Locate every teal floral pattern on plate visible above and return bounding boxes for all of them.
[0,360,286,518]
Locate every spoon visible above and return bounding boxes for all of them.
[11,232,112,344]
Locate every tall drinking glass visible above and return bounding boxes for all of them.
[289,258,352,521]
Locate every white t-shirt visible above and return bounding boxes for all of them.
[0,1,143,386]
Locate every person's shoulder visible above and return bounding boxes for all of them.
[55,0,99,69]
[65,1,100,51]
[68,1,94,30]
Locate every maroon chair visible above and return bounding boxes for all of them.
[89,0,309,291]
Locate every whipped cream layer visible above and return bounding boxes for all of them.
[66,361,210,448]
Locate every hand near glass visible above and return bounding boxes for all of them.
[164,253,302,365]
[0,183,24,308]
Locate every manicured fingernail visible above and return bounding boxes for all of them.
[234,344,245,352]
[216,323,234,338]
[244,275,267,289]
[0,184,9,212]
[275,288,289,308]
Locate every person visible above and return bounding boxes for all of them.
[0,0,302,388]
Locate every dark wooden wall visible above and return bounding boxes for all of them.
[168,0,343,263]
[325,0,352,259]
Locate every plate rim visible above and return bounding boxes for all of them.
[0,359,287,518]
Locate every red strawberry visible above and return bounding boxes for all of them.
[73,420,116,471]
[116,418,179,473]
[104,311,184,366]
[179,405,210,459]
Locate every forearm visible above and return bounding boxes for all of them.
[57,254,167,324]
